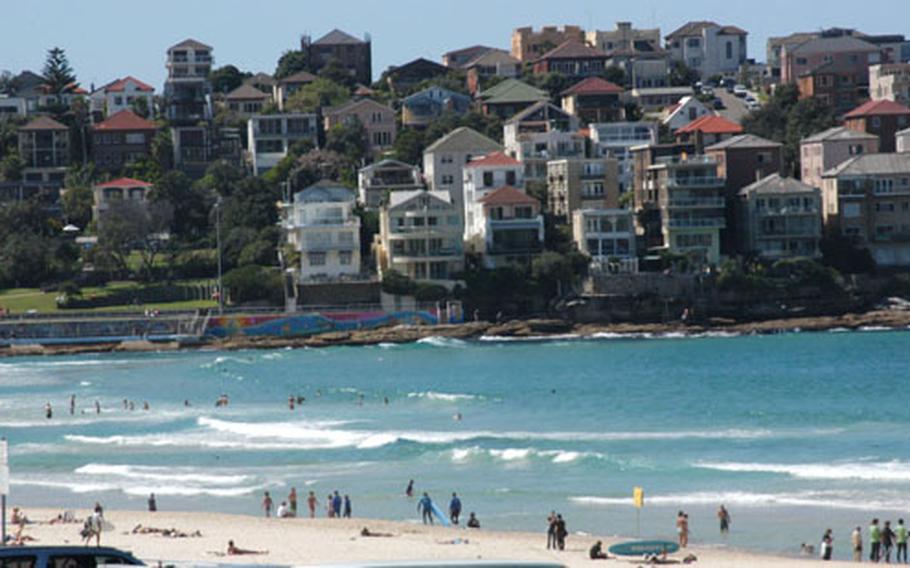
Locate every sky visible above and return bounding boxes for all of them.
[2,0,909,91]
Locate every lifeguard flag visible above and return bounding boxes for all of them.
[633,486,644,509]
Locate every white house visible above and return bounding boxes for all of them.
[90,76,155,118]
[572,208,638,273]
[247,113,319,176]
[665,21,748,79]
[283,180,361,282]
[662,96,713,132]
[588,121,659,195]
[357,159,424,208]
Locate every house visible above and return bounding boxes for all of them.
[661,96,712,132]
[18,116,70,184]
[780,35,879,86]
[358,159,424,208]
[674,114,743,152]
[171,126,211,175]
[423,126,502,220]
[2,71,46,114]
[531,40,608,79]
[463,50,521,95]
[588,121,659,195]
[629,86,693,113]
[90,76,155,119]
[766,31,824,82]
[737,174,822,259]
[897,127,910,153]
[665,21,748,79]
[511,26,585,62]
[243,73,276,95]
[91,110,157,172]
[705,134,784,254]
[0,96,28,119]
[843,99,910,153]
[800,127,880,191]
[223,84,271,116]
[870,63,910,105]
[609,51,670,89]
[586,22,661,55]
[629,142,698,250]
[376,190,464,286]
[464,184,545,268]
[572,208,638,272]
[92,177,153,226]
[561,77,625,124]
[503,101,583,189]
[547,157,620,218]
[303,29,372,85]
[797,59,870,116]
[323,98,396,156]
[283,180,361,282]
[164,39,213,124]
[247,113,319,176]
[383,58,449,93]
[401,86,471,128]
[477,79,549,119]
[275,71,318,111]
[821,153,910,266]
[442,45,500,68]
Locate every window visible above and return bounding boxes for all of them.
[872,117,882,128]
[514,206,534,219]
[427,216,438,226]
[441,154,453,164]
[482,171,494,187]
[256,139,284,153]
[875,202,895,212]
[725,41,733,60]
[441,175,454,186]
[686,38,701,48]
[307,252,326,266]
[505,171,516,186]
[339,251,353,265]
[1,555,37,568]
[796,57,808,65]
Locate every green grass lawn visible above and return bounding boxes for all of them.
[0,281,218,314]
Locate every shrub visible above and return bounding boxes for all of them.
[223,265,284,305]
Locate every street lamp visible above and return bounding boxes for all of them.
[214,196,224,314]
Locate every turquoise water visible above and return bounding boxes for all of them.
[1,330,909,560]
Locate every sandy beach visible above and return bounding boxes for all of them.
[5,508,855,568]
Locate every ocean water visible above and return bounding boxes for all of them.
[1,329,909,560]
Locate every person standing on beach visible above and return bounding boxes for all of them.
[307,491,317,518]
[332,491,342,518]
[556,514,567,551]
[288,488,297,517]
[406,479,414,498]
[418,493,434,525]
[676,512,689,548]
[148,493,157,512]
[852,526,863,562]
[896,519,908,563]
[717,504,730,534]
[870,518,882,562]
[882,521,896,563]
[547,511,558,549]
[326,494,334,518]
[449,492,462,525]
[343,495,352,518]
[821,529,834,561]
[262,491,273,518]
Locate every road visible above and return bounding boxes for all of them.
[715,89,752,123]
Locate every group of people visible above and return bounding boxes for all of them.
[262,489,351,519]
[43,395,156,419]
[833,518,910,563]
[407,482,479,528]
[546,511,568,550]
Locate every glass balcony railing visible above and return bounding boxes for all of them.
[667,218,726,228]
[668,176,724,187]
[662,197,725,208]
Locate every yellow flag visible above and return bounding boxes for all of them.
[633,486,644,509]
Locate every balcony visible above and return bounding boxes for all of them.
[757,207,820,216]
[656,155,716,166]
[667,176,724,188]
[489,217,543,230]
[489,242,544,255]
[392,247,463,260]
[667,217,726,228]
[662,197,725,208]
[287,218,358,229]
[301,241,358,252]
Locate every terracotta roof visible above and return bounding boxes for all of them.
[675,114,743,135]
[537,40,607,61]
[478,185,539,206]
[224,84,270,100]
[95,177,153,189]
[105,76,154,93]
[93,109,157,131]
[19,116,68,131]
[561,77,624,96]
[844,99,910,118]
[169,38,212,51]
[465,151,521,169]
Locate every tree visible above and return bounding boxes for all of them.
[289,149,353,190]
[275,50,310,80]
[325,120,369,165]
[223,264,283,304]
[669,61,699,87]
[392,128,427,165]
[284,78,350,113]
[61,186,93,229]
[0,199,78,287]
[209,65,250,94]
[150,171,211,243]
[130,96,150,119]
[42,47,77,95]
[602,66,626,86]
[96,200,174,280]
[318,58,355,87]
[0,152,23,181]
[532,250,590,299]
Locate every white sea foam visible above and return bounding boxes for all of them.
[407,391,479,402]
[450,446,605,464]
[859,326,892,332]
[12,477,260,498]
[74,463,253,485]
[696,460,910,482]
[415,336,467,348]
[571,490,910,512]
[478,334,582,342]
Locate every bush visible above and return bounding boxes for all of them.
[414,283,448,302]
[381,270,417,296]
[223,265,284,305]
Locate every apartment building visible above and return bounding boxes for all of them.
[843,99,910,153]
[737,174,822,259]
[358,159,424,208]
[870,63,910,104]
[572,208,638,272]
[303,29,372,85]
[464,184,544,269]
[323,98,396,156]
[503,101,582,191]
[665,21,748,79]
[674,114,743,153]
[547,157,620,219]
[511,26,585,62]
[247,113,319,176]
[164,38,213,124]
[589,121,659,195]
[780,35,879,86]
[800,127,880,191]
[587,22,661,55]
[423,127,502,221]
[17,116,69,184]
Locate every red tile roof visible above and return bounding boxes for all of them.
[561,77,624,96]
[844,99,910,118]
[93,109,157,131]
[537,40,607,61]
[675,114,743,135]
[465,151,521,169]
[95,177,153,189]
[105,76,154,93]
[478,185,539,206]
[19,116,68,131]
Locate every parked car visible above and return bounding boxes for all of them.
[744,95,757,104]
[722,78,736,92]
[747,100,762,112]
[0,546,144,568]
[713,97,726,110]
[733,85,749,98]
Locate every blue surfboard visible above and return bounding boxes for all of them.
[429,502,451,527]
[608,540,679,557]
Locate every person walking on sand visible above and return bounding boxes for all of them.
[820,529,834,561]
[307,491,317,518]
[90,504,103,546]
[717,504,730,534]
[288,487,297,517]
[449,492,462,525]
[343,495,352,518]
[882,521,896,563]
[547,511,558,549]
[418,493,434,525]
[556,514,567,551]
[896,519,908,563]
[870,518,882,562]
[262,491,273,518]
[852,526,863,562]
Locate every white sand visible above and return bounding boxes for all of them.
[6,509,854,568]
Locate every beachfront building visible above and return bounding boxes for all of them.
[503,101,582,192]
[283,180,362,282]
[358,159,424,209]
[800,127,880,191]
[376,190,464,286]
[644,154,726,266]
[589,121,659,196]
[821,153,910,267]
[423,127,503,222]
[247,113,319,176]
[17,116,70,184]
[737,174,822,259]
[92,177,153,227]
[572,208,638,273]
[870,63,910,104]
[89,76,155,119]
[90,110,158,173]
[547,157,620,219]
[323,99,396,157]
[665,21,748,79]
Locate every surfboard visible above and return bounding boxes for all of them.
[429,502,451,527]
[608,540,679,557]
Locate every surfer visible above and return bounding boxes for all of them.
[449,492,462,525]
[45,402,52,420]
[589,541,608,560]
[418,493,434,525]
[405,479,414,498]
[717,504,730,534]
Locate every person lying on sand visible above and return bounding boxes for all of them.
[227,540,268,555]
[437,538,470,545]
[132,525,202,538]
[5,524,37,546]
[49,511,77,524]
[360,527,395,537]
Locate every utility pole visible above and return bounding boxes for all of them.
[215,196,224,314]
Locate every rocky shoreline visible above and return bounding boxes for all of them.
[1,308,909,358]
